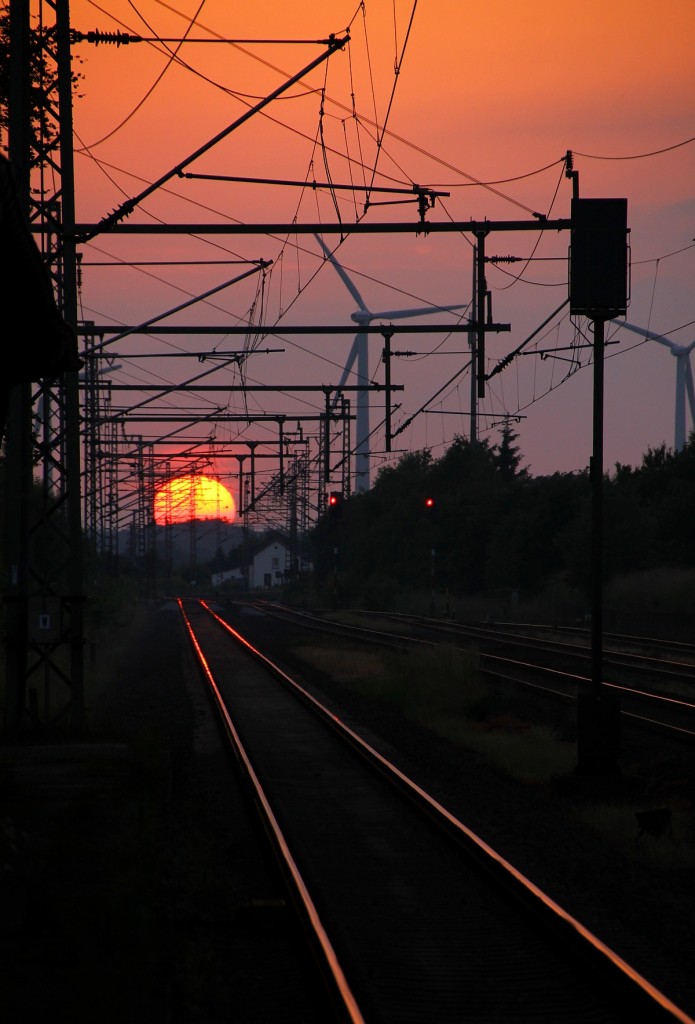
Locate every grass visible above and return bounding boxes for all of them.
[293,640,575,783]
[292,639,695,867]
[442,719,578,784]
[570,800,695,870]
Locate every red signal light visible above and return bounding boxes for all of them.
[425,497,434,509]
[328,491,344,513]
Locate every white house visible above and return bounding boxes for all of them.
[249,538,288,589]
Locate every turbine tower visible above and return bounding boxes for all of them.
[315,235,470,490]
[612,320,695,450]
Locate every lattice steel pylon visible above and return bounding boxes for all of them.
[131,439,156,597]
[3,0,85,734]
[283,448,312,580]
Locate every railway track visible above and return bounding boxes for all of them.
[179,597,693,1024]
[323,608,695,692]
[242,601,695,744]
[488,620,695,662]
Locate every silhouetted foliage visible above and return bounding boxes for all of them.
[312,428,695,609]
[0,10,84,154]
[492,420,528,481]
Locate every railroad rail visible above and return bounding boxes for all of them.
[240,601,695,744]
[179,596,693,1023]
[487,620,695,661]
[320,608,695,691]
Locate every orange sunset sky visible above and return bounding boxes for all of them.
[62,0,694,499]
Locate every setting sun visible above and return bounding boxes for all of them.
[154,475,236,526]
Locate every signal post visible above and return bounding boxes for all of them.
[570,198,629,777]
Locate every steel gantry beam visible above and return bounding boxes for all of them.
[70,218,572,240]
[81,324,508,335]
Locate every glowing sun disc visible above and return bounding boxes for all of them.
[154,474,236,525]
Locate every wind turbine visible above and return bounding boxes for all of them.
[611,320,695,450]
[315,234,470,490]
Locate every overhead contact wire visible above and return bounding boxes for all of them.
[365,1,418,206]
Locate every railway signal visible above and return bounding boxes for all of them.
[328,490,344,517]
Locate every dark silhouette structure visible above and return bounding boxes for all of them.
[0,151,81,439]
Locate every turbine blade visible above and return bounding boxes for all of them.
[314,233,369,313]
[369,302,471,320]
[612,319,675,350]
[329,333,360,410]
[336,334,360,384]
[675,356,686,449]
[685,357,695,429]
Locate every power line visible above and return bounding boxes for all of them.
[573,136,695,161]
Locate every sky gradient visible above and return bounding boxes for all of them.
[66,0,695,496]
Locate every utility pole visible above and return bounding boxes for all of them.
[475,232,489,403]
[425,497,436,614]
[469,250,478,444]
[570,196,629,777]
[4,0,85,735]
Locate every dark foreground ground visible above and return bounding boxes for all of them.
[1,600,695,1023]
[0,603,335,1023]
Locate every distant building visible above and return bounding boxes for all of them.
[211,568,245,588]
[249,536,288,589]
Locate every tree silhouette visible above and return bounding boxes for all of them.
[311,430,695,611]
[0,10,84,155]
[492,419,528,481]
